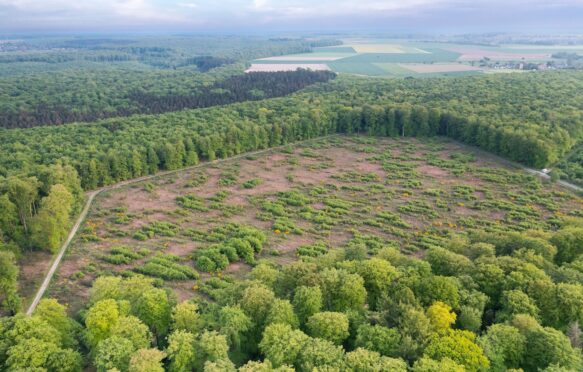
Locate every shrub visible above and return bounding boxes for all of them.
[297,242,328,257]
[135,255,199,280]
[242,178,262,189]
[176,194,208,211]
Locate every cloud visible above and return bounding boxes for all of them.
[0,0,581,32]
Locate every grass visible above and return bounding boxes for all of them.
[47,135,583,312]
[335,49,462,64]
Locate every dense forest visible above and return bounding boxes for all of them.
[2,218,583,371]
[0,69,335,128]
[0,35,341,127]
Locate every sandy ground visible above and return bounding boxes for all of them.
[258,56,345,61]
[245,64,331,72]
[347,44,406,53]
[398,63,483,73]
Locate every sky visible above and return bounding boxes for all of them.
[0,0,582,33]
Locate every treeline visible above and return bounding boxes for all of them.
[339,105,555,168]
[2,221,583,370]
[0,164,84,313]
[555,145,583,186]
[0,69,335,128]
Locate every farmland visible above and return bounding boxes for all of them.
[40,135,583,312]
[251,39,583,76]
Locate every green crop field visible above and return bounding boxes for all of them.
[250,39,582,76]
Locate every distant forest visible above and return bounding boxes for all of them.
[0,69,336,128]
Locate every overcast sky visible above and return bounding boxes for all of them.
[1,0,582,33]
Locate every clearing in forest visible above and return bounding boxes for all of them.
[41,136,583,312]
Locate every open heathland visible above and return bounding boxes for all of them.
[40,136,583,312]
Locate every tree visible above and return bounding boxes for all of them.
[4,176,39,233]
[551,228,583,264]
[478,324,526,371]
[457,305,482,333]
[523,327,582,372]
[0,194,20,246]
[0,251,20,313]
[265,299,299,329]
[94,335,135,372]
[259,323,309,367]
[34,299,78,348]
[417,276,460,309]
[85,299,120,348]
[292,286,322,326]
[496,290,540,322]
[111,316,152,350]
[203,358,236,372]
[355,324,401,357]
[426,247,472,277]
[218,305,253,350]
[89,276,123,304]
[134,288,172,340]
[250,263,280,288]
[397,305,432,361]
[47,348,83,372]
[319,268,366,312]
[194,331,230,370]
[171,301,201,334]
[295,337,345,371]
[239,359,294,371]
[5,337,60,371]
[306,312,349,345]
[566,321,581,349]
[424,330,490,371]
[128,348,165,372]
[240,284,275,328]
[556,283,583,326]
[345,347,408,372]
[426,301,457,334]
[31,183,74,252]
[166,330,196,372]
[412,357,465,372]
[356,258,398,309]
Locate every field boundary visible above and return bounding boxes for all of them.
[25,134,339,315]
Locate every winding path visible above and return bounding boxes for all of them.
[25,135,581,315]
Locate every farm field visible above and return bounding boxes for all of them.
[245,63,331,72]
[41,135,583,312]
[251,39,582,76]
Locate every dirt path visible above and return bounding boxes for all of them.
[25,135,339,316]
[451,140,583,194]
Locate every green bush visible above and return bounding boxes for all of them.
[297,242,328,257]
[135,254,199,280]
